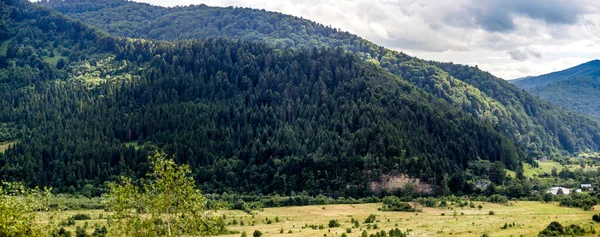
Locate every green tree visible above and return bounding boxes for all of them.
[107,151,226,236]
[0,182,52,237]
[543,192,553,203]
[489,161,506,185]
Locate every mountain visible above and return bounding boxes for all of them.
[512,76,534,81]
[39,0,600,156]
[510,60,600,119]
[0,0,528,196]
[511,60,600,90]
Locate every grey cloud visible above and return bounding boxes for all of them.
[507,48,542,61]
[456,0,588,32]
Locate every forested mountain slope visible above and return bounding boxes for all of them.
[511,60,600,90]
[510,60,600,119]
[0,0,525,195]
[39,0,600,155]
[529,77,600,119]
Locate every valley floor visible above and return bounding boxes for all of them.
[42,201,599,237]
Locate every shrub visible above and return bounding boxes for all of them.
[489,211,495,215]
[538,221,588,237]
[51,227,72,237]
[486,194,509,204]
[593,214,600,222]
[72,213,92,220]
[382,196,417,212]
[253,230,262,237]
[364,214,377,224]
[328,219,341,228]
[91,224,107,237]
[75,226,86,237]
[346,228,352,233]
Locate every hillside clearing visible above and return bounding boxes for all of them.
[0,141,16,153]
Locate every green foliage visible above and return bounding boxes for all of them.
[381,196,417,212]
[538,221,587,237]
[252,230,262,237]
[72,213,92,220]
[91,224,107,237]
[41,0,600,159]
[557,192,598,210]
[364,214,377,224]
[51,227,72,237]
[328,219,341,228]
[512,60,600,89]
[0,182,52,237]
[530,75,600,119]
[593,214,600,222]
[106,151,227,236]
[75,226,87,237]
[0,0,533,198]
[485,194,509,205]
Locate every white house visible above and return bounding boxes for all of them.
[581,184,593,190]
[547,187,571,195]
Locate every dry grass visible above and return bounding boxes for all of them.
[37,201,600,237]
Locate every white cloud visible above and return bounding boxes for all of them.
[130,0,600,79]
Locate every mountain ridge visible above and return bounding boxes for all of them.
[39,0,600,156]
[0,0,529,195]
[511,59,600,90]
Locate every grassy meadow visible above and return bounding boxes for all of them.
[39,201,600,237]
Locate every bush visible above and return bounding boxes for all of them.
[488,211,495,215]
[346,228,352,233]
[91,224,107,237]
[593,214,600,222]
[51,227,72,237]
[538,221,587,237]
[75,226,87,237]
[364,214,377,224]
[328,219,341,228]
[253,230,262,237]
[60,217,76,226]
[72,213,92,220]
[382,196,417,212]
[486,194,509,204]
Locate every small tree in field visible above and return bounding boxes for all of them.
[107,151,226,236]
[0,182,52,237]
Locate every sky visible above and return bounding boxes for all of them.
[129,0,600,79]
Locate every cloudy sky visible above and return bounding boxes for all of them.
[130,0,600,79]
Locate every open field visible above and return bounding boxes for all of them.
[38,201,600,237]
[507,160,567,178]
